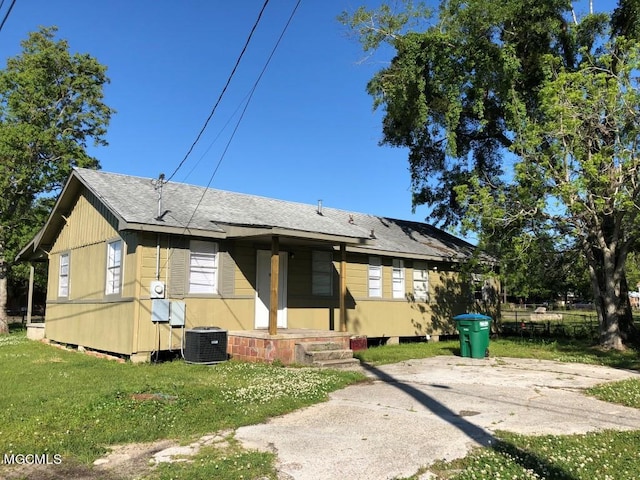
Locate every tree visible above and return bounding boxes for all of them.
[0,27,114,334]
[494,232,591,304]
[341,0,640,348]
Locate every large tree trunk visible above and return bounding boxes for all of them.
[586,239,637,350]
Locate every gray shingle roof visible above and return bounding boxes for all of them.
[74,168,475,261]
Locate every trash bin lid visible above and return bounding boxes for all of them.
[453,313,492,321]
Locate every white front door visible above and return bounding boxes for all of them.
[255,250,288,329]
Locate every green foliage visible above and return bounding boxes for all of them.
[492,231,591,301]
[626,252,640,290]
[0,26,113,302]
[145,443,277,480]
[341,1,640,347]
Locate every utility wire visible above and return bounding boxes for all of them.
[0,0,17,35]
[166,0,270,182]
[181,89,252,183]
[181,0,302,234]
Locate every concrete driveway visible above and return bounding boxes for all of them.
[235,356,640,480]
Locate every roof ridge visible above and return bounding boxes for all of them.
[76,168,391,220]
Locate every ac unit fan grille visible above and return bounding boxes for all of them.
[184,328,228,364]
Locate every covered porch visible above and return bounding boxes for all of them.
[227,328,359,365]
[228,230,361,365]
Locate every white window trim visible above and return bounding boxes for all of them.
[105,240,123,295]
[413,261,429,302]
[189,240,219,294]
[58,252,69,298]
[368,256,382,298]
[392,259,405,299]
[312,250,333,296]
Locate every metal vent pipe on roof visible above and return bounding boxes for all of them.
[152,173,166,220]
[317,199,323,215]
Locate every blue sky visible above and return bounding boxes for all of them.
[0,0,619,231]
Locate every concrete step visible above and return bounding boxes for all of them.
[312,358,362,370]
[295,341,357,368]
[300,341,344,352]
[303,348,354,362]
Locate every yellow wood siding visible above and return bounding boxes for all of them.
[132,236,257,352]
[45,301,134,354]
[45,188,136,354]
[346,254,369,298]
[50,189,119,255]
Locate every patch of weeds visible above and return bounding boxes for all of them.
[143,439,277,480]
[220,363,357,406]
[0,332,27,349]
[436,430,640,480]
[587,378,640,408]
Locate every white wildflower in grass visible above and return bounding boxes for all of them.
[215,362,345,405]
[587,379,640,408]
[552,354,596,364]
[222,366,336,404]
[0,335,26,348]
[445,429,640,480]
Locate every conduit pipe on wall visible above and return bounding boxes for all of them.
[155,234,161,280]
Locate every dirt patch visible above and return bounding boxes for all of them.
[1,432,237,480]
[1,439,175,480]
[130,393,177,402]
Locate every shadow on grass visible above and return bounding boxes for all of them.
[8,322,26,333]
[491,437,578,480]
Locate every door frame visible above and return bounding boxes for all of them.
[255,249,288,329]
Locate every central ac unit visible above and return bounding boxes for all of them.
[184,327,228,364]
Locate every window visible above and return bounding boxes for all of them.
[392,259,405,299]
[368,256,382,297]
[189,240,218,294]
[106,240,123,295]
[472,273,493,302]
[312,250,333,296]
[58,253,69,297]
[413,261,429,302]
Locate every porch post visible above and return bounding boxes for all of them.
[269,235,280,335]
[26,264,34,324]
[340,243,347,332]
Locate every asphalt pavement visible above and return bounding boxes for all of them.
[235,356,640,480]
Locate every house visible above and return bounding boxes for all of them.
[17,168,498,363]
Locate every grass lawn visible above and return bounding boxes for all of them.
[355,336,640,370]
[0,329,364,479]
[1,327,640,479]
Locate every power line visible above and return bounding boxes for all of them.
[182,0,302,233]
[0,0,17,35]
[180,89,252,182]
[166,0,270,182]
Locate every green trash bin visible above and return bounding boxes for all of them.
[453,313,492,358]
